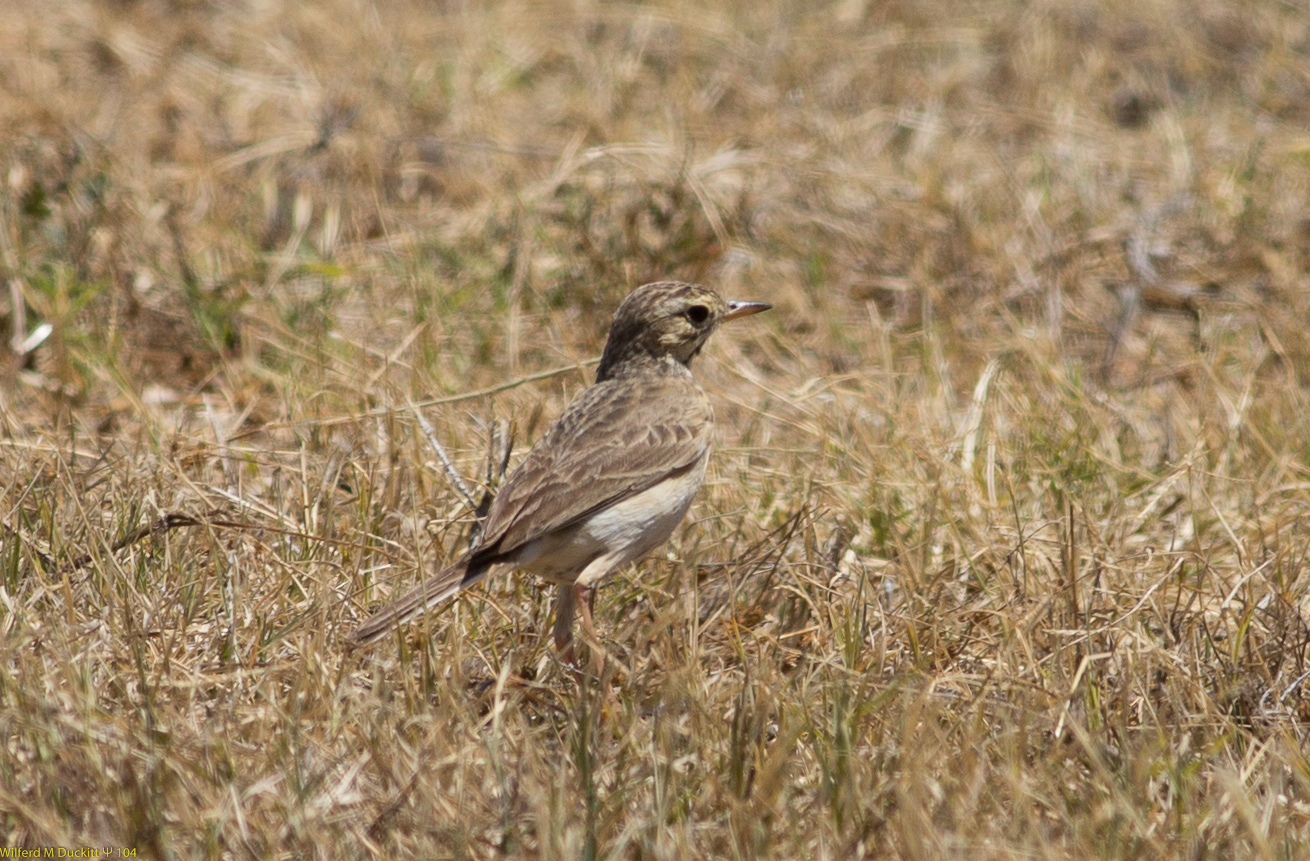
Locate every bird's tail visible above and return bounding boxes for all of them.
[349,556,490,648]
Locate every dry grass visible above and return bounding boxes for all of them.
[3,0,1310,857]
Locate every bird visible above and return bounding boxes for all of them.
[349,281,771,657]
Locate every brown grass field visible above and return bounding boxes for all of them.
[3,0,1310,857]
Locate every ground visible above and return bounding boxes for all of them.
[2,1,1310,858]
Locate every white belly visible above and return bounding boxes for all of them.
[514,449,709,586]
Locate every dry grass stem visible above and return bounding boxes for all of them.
[2,0,1310,857]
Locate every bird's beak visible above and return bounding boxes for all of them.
[724,300,772,321]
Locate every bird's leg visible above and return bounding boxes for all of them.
[553,582,577,664]
[553,581,605,674]
[553,580,611,678]
[574,581,615,679]
[575,582,599,647]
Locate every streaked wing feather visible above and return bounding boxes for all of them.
[475,374,712,561]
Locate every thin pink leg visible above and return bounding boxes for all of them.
[574,582,598,645]
[553,581,603,674]
[553,582,576,662]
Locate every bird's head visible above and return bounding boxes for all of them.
[597,282,770,380]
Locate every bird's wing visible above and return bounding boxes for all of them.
[474,373,712,561]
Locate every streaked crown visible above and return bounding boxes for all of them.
[596,281,770,381]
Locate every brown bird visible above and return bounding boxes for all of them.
[350,281,770,655]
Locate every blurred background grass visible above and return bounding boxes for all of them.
[3,0,1310,857]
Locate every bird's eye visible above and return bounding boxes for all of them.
[685,305,710,324]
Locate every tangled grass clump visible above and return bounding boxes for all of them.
[2,1,1310,857]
